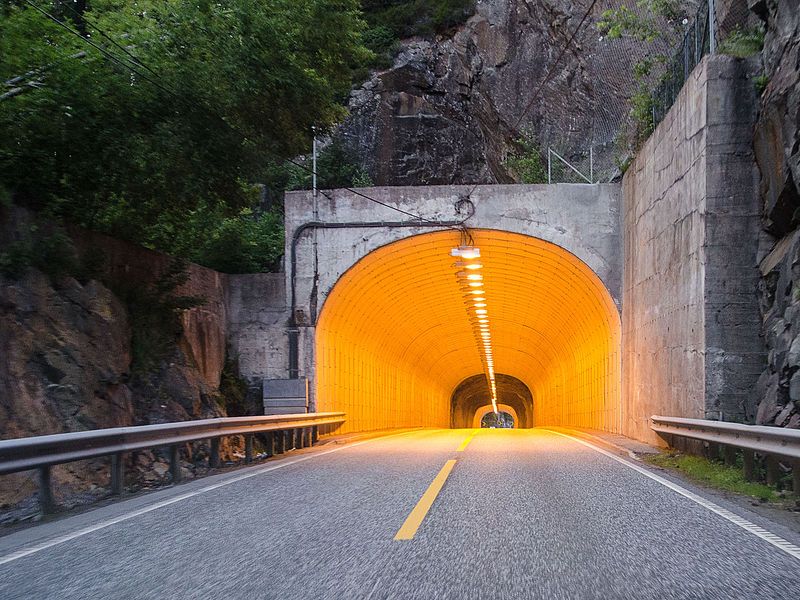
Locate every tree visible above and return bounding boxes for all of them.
[0,0,370,266]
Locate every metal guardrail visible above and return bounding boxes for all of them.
[0,412,345,513]
[651,415,800,491]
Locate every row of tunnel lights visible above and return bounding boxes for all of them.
[450,245,499,414]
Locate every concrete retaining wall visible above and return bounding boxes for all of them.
[621,55,764,443]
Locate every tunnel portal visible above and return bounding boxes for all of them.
[314,229,621,434]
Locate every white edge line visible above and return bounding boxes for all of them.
[0,430,422,567]
[545,429,800,562]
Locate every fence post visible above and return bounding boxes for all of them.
[38,465,55,514]
[708,0,716,54]
[589,146,593,183]
[547,148,552,184]
[111,452,125,496]
[170,445,182,483]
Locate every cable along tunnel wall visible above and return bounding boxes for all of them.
[314,229,621,434]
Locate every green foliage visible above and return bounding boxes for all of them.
[597,0,682,41]
[0,0,370,266]
[281,138,372,191]
[505,138,547,184]
[646,452,779,502]
[121,259,204,374]
[753,74,769,94]
[0,222,78,279]
[718,25,765,58]
[631,87,655,142]
[362,0,475,38]
[192,209,284,274]
[361,25,398,68]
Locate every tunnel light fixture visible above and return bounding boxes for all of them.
[452,243,499,414]
[451,246,481,260]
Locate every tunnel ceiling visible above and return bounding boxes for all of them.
[315,229,621,434]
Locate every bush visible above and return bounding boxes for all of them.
[193,209,284,275]
[719,25,765,58]
[505,138,547,184]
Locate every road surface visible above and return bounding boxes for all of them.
[0,428,798,599]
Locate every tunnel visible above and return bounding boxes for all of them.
[314,229,621,434]
[450,374,533,429]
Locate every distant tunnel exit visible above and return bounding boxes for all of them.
[314,229,621,434]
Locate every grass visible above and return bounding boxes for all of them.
[645,452,779,502]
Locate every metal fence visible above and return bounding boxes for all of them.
[543,0,758,184]
[651,0,714,127]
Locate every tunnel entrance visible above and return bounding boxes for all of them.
[315,229,621,434]
[451,374,532,428]
[480,411,515,428]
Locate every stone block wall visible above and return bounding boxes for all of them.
[622,55,764,443]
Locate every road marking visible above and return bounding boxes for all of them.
[0,430,424,567]
[456,429,479,452]
[545,429,800,562]
[394,459,457,540]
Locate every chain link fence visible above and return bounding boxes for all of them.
[541,0,758,184]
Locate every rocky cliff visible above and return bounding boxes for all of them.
[752,0,800,429]
[0,208,242,519]
[340,0,649,185]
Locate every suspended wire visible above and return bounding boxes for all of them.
[22,0,472,230]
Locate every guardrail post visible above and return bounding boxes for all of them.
[170,445,182,483]
[743,449,756,481]
[265,432,274,457]
[766,456,780,488]
[245,434,254,464]
[302,427,311,448]
[794,460,800,495]
[312,426,319,444]
[110,452,125,496]
[38,465,55,514]
[292,429,301,450]
[276,430,285,454]
[210,438,221,468]
[723,445,736,467]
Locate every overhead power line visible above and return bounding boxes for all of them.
[21,0,470,229]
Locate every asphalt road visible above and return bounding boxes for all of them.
[0,428,799,599]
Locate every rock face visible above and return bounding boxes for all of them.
[341,0,648,185]
[0,211,239,515]
[753,0,800,428]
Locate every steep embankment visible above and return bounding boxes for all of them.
[752,0,800,429]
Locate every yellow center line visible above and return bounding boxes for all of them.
[394,459,458,541]
[456,429,479,452]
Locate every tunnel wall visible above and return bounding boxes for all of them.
[621,55,764,443]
